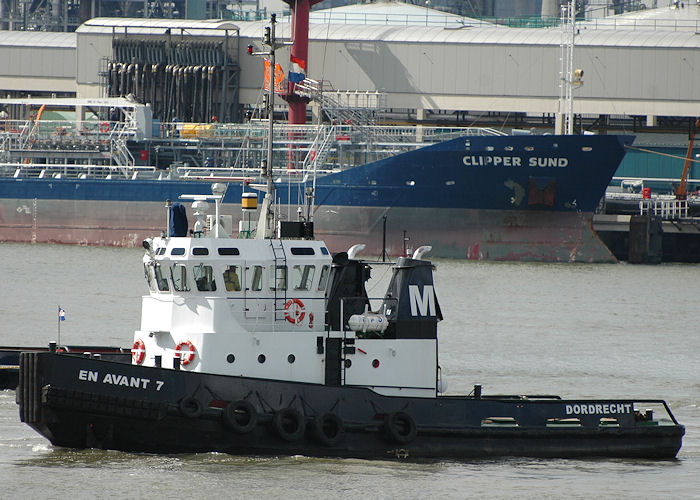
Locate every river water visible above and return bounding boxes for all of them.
[0,242,698,498]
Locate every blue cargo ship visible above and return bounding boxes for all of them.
[0,100,632,261]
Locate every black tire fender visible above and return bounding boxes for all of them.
[222,400,258,433]
[273,407,305,442]
[313,412,344,446]
[384,411,417,444]
[179,396,202,419]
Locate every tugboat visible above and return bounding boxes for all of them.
[15,183,686,458]
[16,17,684,460]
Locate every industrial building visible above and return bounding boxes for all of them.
[0,1,697,132]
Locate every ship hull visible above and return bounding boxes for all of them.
[0,133,632,262]
[18,352,684,460]
[0,197,614,262]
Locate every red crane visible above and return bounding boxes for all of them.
[675,118,700,200]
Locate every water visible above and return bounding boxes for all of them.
[1,242,698,497]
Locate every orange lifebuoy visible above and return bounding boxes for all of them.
[175,340,196,365]
[132,339,146,364]
[284,298,305,324]
[100,121,110,133]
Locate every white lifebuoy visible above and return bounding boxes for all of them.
[284,298,306,324]
[175,340,196,365]
[132,339,146,364]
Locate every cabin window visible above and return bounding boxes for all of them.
[152,263,169,292]
[194,264,217,292]
[171,248,185,256]
[171,263,190,292]
[270,265,287,291]
[223,265,242,292]
[193,247,209,256]
[251,265,263,291]
[291,247,315,255]
[218,248,240,256]
[144,264,157,292]
[318,264,330,291]
[292,265,315,291]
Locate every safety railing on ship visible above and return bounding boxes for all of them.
[0,122,506,180]
[639,199,689,219]
[0,119,139,151]
[0,162,157,180]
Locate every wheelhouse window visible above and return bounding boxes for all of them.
[223,265,242,292]
[292,265,315,291]
[318,264,330,291]
[144,262,169,292]
[218,248,240,256]
[270,265,287,291]
[144,264,157,292]
[171,263,190,292]
[194,264,217,292]
[251,265,263,291]
[291,247,315,255]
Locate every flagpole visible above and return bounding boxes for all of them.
[57,304,61,348]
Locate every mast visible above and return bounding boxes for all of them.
[557,1,583,135]
[249,15,285,239]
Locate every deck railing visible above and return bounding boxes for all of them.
[639,198,689,219]
[0,122,505,181]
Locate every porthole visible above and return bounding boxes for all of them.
[287,354,296,364]
[582,146,593,152]
[226,354,235,363]
[258,354,266,364]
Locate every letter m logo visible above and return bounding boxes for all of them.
[408,285,435,317]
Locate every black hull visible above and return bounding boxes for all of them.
[18,352,684,460]
[0,346,130,390]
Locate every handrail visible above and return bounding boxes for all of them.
[1,121,509,181]
[639,198,689,219]
[239,8,700,32]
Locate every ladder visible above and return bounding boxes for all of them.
[269,239,288,321]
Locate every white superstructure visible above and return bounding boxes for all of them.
[135,196,439,398]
